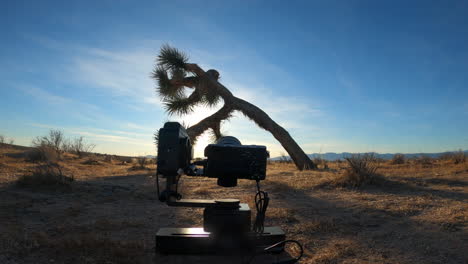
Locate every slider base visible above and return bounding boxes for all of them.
[155,226,285,254]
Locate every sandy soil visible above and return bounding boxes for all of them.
[0,144,467,263]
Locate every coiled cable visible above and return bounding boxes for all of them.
[253,180,269,234]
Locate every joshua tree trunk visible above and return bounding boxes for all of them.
[184,64,316,170]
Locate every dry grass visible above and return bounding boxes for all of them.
[0,144,467,263]
[82,156,101,165]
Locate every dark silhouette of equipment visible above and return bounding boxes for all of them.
[155,122,302,263]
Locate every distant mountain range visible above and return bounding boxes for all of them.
[143,151,468,161]
[271,150,468,161]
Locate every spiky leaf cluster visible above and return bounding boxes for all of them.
[152,66,185,99]
[163,96,195,115]
[152,45,222,116]
[157,45,188,71]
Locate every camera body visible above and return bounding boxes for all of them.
[204,137,268,187]
[156,122,268,187]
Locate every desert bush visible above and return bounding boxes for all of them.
[17,163,73,188]
[391,153,405,164]
[278,152,292,163]
[26,145,59,163]
[130,157,148,170]
[66,136,95,158]
[334,153,383,187]
[30,130,95,161]
[82,156,101,165]
[441,150,466,164]
[313,157,329,170]
[32,129,65,160]
[452,150,466,164]
[104,155,114,163]
[415,155,433,166]
[138,157,147,168]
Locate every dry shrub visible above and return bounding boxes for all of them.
[333,154,383,187]
[313,157,329,170]
[31,129,64,160]
[137,157,147,168]
[441,150,466,164]
[64,136,96,158]
[0,135,13,146]
[130,157,148,170]
[104,155,114,163]
[17,163,74,188]
[415,155,433,166]
[82,156,101,165]
[452,150,466,164]
[26,145,59,163]
[278,152,292,163]
[390,153,405,164]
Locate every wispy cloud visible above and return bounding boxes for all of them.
[26,35,162,111]
[17,84,71,105]
[16,83,110,124]
[26,36,327,157]
[125,122,151,131]
[69,46,160,108]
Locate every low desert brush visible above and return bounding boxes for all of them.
[26,145,59,163]
[82,156,101,165]
[313,157,329,170]
[333,153,383,187]
[390,153,405,164]
[17,162,74,188]
[130,157,148,170]
[415,155,434,166]
[451,150,466,164]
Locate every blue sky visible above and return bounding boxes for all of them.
[1,0,467,157]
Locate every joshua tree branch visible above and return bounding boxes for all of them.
[170,76,198,88]
[186,105,233,142]
[181,64,315,170]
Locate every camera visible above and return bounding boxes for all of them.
[157,122,268,187]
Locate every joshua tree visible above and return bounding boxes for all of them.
[152,45,316,170]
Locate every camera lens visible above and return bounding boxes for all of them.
[217,174,237,187]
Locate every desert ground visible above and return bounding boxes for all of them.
[0,143,467,264]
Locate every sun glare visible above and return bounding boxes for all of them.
[173,104,221,158]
